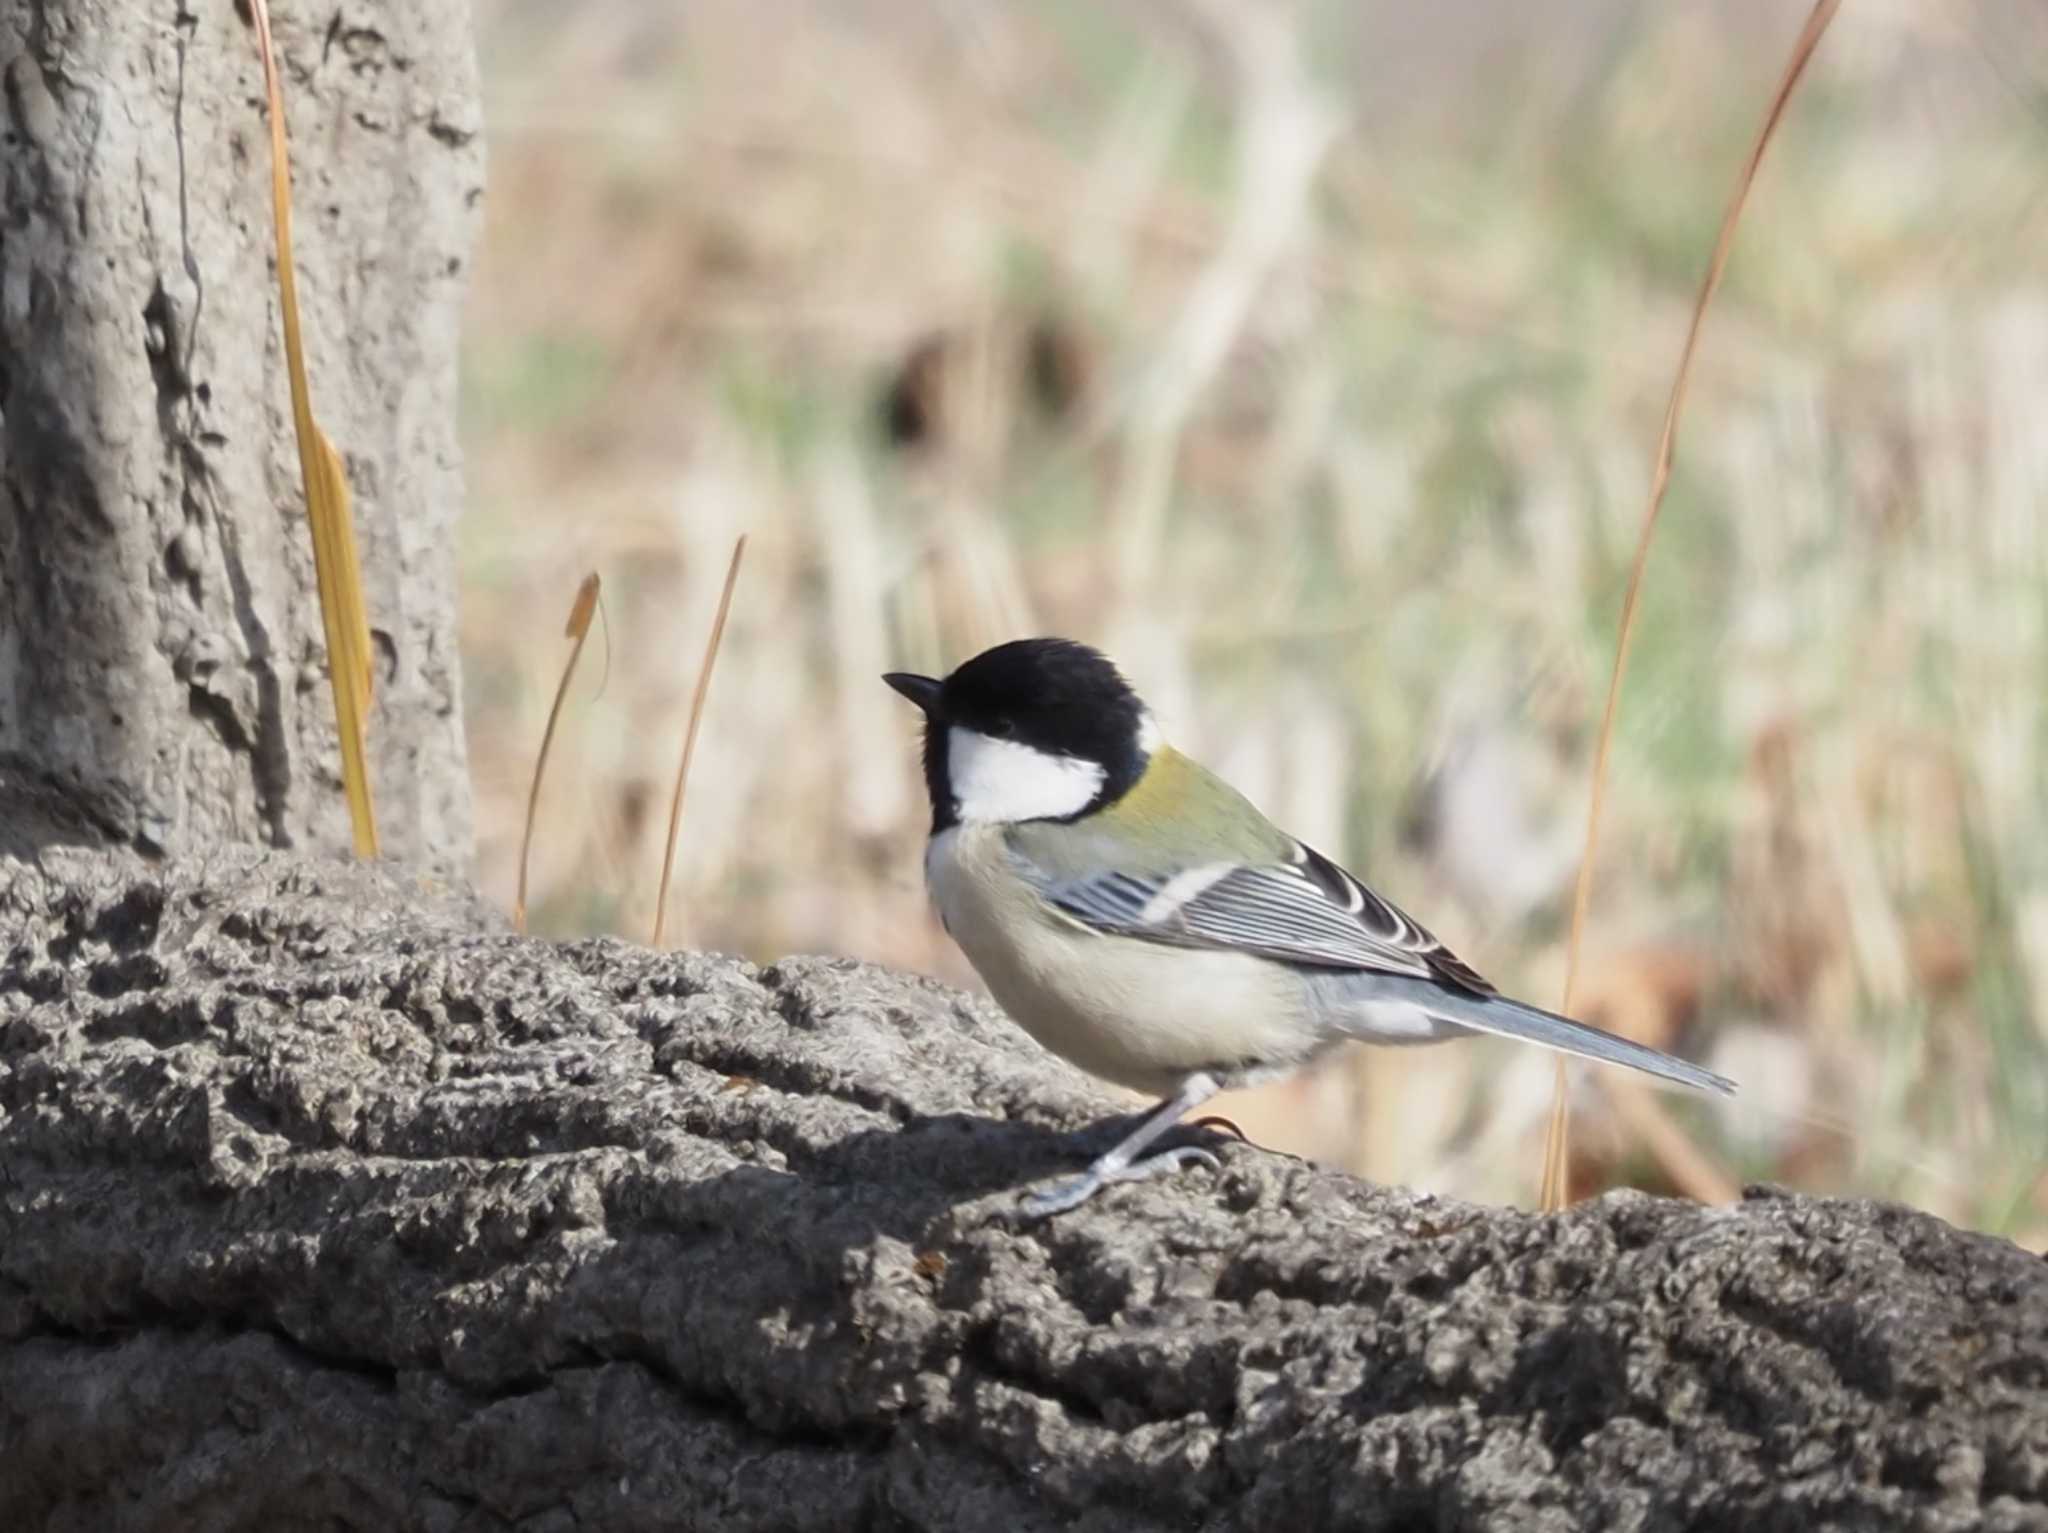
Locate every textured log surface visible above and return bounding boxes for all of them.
[1,850,2044,1532]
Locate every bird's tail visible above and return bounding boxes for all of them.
[1365,977,1737,1096]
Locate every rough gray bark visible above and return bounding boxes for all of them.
[2,849,2042,1532]
[0,2,479,866]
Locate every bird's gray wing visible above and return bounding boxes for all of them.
[1017,835,1495,993]
[1005,820,1738,1096]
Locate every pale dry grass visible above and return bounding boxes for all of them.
[460,0,2048,1239]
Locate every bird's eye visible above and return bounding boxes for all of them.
[986,718,1014,739]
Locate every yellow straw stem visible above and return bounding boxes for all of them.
[247,0,379,857]
[516,574,602,932]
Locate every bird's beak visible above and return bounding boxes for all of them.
[882,672,943,714]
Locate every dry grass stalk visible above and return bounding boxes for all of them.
[1539,0,1845,1212]
[652,536,749,948]
[516,574,603,933]
[245,0,378,857]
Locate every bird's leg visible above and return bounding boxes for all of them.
[1016,1072,1224,1219]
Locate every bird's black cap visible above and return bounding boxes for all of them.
[883,638,1149,829]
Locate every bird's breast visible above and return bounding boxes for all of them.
[924,825,1326,1095]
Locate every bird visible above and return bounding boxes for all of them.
[884,637,1735,1218]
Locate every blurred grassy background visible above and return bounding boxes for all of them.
[458,0,2048,1238]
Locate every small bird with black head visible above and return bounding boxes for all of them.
[885,637,1734,1218]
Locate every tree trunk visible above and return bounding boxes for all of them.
[0,0,479,868]
[2,848,2043,1531]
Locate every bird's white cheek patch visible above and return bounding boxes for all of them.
[947,726,1104,824]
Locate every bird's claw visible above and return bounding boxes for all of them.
[1013,1142,1223,1221]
